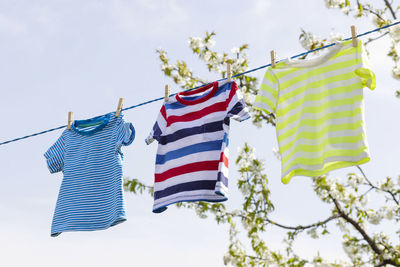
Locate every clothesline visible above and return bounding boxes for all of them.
[0,20,399,147]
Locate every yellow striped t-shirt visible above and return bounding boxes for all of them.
[254,40,375,184]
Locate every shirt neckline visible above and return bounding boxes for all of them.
[283,41,344,68]
[175,81,219,105]
[71,113,112,136]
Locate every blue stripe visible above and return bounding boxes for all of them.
[159,120,223,145]
[223,132,229,147]
[229,101,245,116]
[151,121,162,141]
[217,171,228,186]
[156,140,223,164]
[154,180,217,200]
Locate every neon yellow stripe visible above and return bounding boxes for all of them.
[263,70,278,83]
[254,95,275,113]
[281,156,370,184]
[279,121,365,152]
[274,67,300,79]
[277,96,363,131]
[259,83,278,99]
[331,46,357,59]
[281,133,365,162]
[277,82,361,117]
[277,72,359,106]
[277,108,363,141]
[282,146,369,173]
[280,58,359,90]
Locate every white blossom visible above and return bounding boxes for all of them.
[369,13,386,28]
[340,5,350,15]
[383,206,397,220]
[324,0,345,9]
[161,63,174,72]
[379,178,395,191]
[300,31,319,50]
[348,173,365,188]
[359,220,368,231]
[342,240,360,261]
[307,228,319,239]
[200,50,212,61]
[366,210,383,225]
[389,24,400,42]
[272,147,281,161]
[372,232,390,244]
[188,37,204,50]
[392,64,400,80]
[329,32,343,43]
[342,188,357,205]
[231,47,240,54]
[360,194,369,207]
[243,92,254,104]
[204,39,216,49]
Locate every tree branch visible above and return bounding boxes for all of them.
[330,196,399,266]
[364,32,390,46]
[330,196,383,255]
[356,165,399,205]
[265,215,340,231]
[384,0,397,19]
[363,6,386,21]
[376,259,400,267]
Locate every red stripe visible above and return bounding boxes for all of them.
[176,81,218,105]
[155,160,220,183]
[220,152,229,168]
[227,81,238,104]
[168,101,226,125]
[160,105,167,121]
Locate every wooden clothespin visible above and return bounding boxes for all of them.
[270,50,276,68]
[115,98,124,117]
[164,84,170,102]
[351,25,358,47]
[227,62,232,82]
[67,111,73,130]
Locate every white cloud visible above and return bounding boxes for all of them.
[251,0,272,16]
[0,14,27,35]
[110,0,188,36]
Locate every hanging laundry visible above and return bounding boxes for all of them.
[146,81,250,213]
[254,39,376,184]
[44,113,135,237]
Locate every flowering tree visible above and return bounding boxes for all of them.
[302,0,400,97]
[125,1,400,266]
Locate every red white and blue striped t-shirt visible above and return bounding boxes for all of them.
[146,81,250,213]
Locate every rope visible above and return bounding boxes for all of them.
[1,20,399,147]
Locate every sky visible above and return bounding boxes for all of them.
[0,0,399,266]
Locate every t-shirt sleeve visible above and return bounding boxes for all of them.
[226,81,251,122]
[145,104,168,145]
[44,134,66,174]
[355,40,376,90]
[117,121,135,147]
[253,68,279,114]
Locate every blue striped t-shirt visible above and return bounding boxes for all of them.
[44,113,135,237]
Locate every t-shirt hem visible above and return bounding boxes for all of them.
[281,157,370,184]
[252,104,273,115]
[50,217,127,237]
[153,197,228,213]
